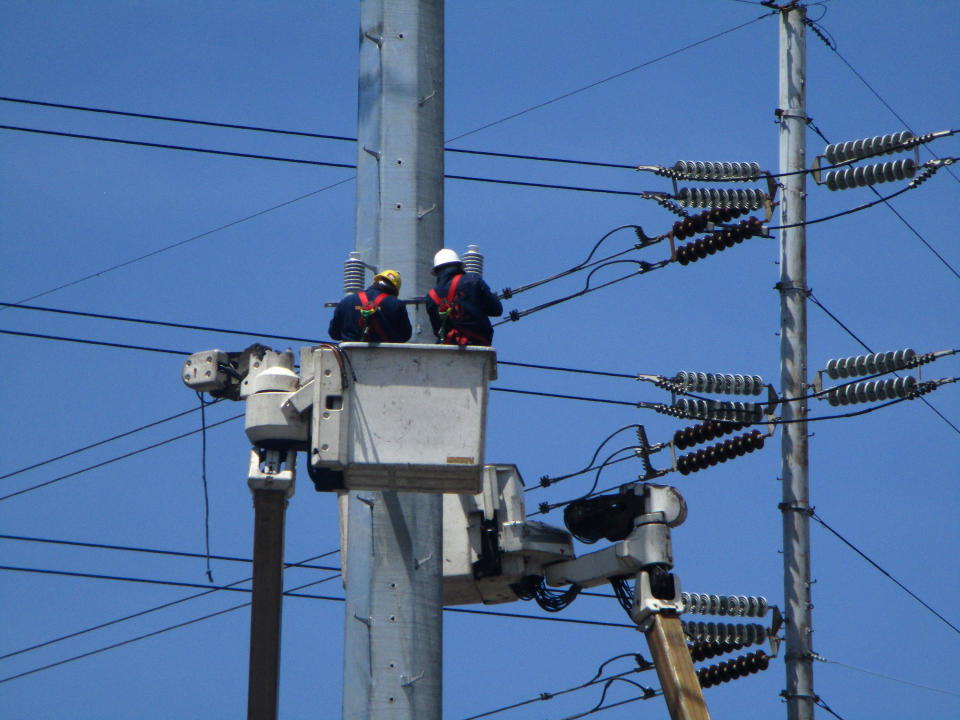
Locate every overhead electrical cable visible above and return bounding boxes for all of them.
[2,12,775,306]
[9,177,354,306]
[811,512,960,635]
[0,534,339,572]
[0,567,634,685]
[0,96,634,170]
[0,125,655,199]
[0,401,219,481]
[811,653,960,699]
[0,550,339,662]
[445,10,777,143]
[0,413,243,502]
[0,575,340,686]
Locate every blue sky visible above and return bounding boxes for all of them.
[1,2,958,718]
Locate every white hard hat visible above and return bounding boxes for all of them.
[433,248,461,271]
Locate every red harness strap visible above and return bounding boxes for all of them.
[428,274,489,346]
[357,291,389,341]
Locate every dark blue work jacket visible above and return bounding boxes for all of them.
[328,286,412,343]
[426,268,503,346]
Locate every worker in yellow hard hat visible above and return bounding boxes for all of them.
[329,268,412,343]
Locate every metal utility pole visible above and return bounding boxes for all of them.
[777,4,814,720]
[248,489,288,720]
[343,1,445,719]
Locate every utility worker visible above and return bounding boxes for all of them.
[328,269,412,343]
[426,249,502,346]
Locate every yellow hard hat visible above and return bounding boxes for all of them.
[374,269,401,292]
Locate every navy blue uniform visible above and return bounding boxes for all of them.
[426,267,503,346]
[328,286,412,343]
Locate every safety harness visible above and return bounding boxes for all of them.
[356,291,390,342]
[428,274,489,346]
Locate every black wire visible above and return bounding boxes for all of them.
[0,328,187,356]
[816,697,848,720]
[497,359,636,380]
[812,512,960,635]
[0,96,634,170]
[495,259,670,326]
[0,550,339,661]
[0,574,340,686]
[0,401,219,481]
[11,177,354,306]
[490,387,638,407]
[769,179,919,230]
[197,392,214,583]
[0,124,356,169]
[536,425,641,488]
[0,125,658,200]
[0,534,339,572]
[0,413,244,502]
[445,10,776,143]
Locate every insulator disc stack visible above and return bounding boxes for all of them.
[673,398,764,424]
[676,187,767,210]
[824,131,914,164]
[825,349,916,379]
[697,651,770,688]
[671,206,748,240]
[343,252,366,294]
[676,430,765,475]
[826,376,917,406]
[674,372,765,396]
[682,620,767,646]
[688,641,744,663]
[671,161,762,182]
[824,158,916,191]
[675,217,764,265]
[462,244,484,276]
[673,420,746,450]
[681,593,769,618]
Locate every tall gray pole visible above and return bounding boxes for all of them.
[777,5,814,720]
[343,1,445,719]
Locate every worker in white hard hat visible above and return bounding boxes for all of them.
[329,269,412,343]
[426,249,502,346]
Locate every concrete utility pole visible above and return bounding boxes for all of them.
[777,4,814,720]
[343,1,445,719]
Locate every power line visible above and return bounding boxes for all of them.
[0,412,243,502]
[0,402,217,481]
[811,653,960,699]
[0,96,635,170]
[811,512,960,635]
[0,534,340,572]
[0,566,634,685]
[0,551,339,662]
[0,125,657,200]
[445,10,776,143]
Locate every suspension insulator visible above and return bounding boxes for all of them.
[688,640,745,663]
[697,651,770,689]
[462,244,484,276]
[674,217,764,265]
[675,431,765,474]
[683,620,767,647]
[826,376,917,406]
[824,158,916,191]
[673,398,764,424]
[824,131,915,165]
[676,187,767,210]
[825,348,917,379]
[671,161,763,183]
[681,592,768,618]
[343,252,366,294]
[674,371,765,396]
[673,419,744,450]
